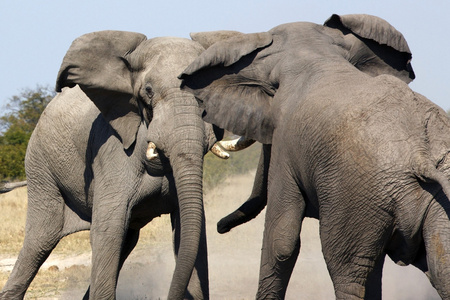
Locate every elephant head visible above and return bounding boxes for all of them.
[179,14,415,144]
[56,31,222,299]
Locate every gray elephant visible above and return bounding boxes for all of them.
[0,30,239,300]
[180,14,450,299]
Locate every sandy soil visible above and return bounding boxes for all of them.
[2,172,441,299]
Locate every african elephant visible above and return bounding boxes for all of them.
[0,30,238,300]
[180,14,450,299]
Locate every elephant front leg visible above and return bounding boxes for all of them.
[83,228,140,299]
[256,168,305,299]
[319,198,389,300]
[88,197,131,299]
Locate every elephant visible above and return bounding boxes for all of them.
[180,14,450,299]
[0,30,248,300]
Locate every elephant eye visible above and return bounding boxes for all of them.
[145,86,154,97]
[141,85,154,106]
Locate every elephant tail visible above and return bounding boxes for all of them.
[0,180,27,193]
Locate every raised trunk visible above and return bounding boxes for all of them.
[167,94,207,299]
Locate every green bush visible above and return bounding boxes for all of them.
[0,144,27,180]
[0,86,54,180]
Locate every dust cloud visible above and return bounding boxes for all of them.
[101,172,439,299]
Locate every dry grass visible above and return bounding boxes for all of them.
[0,188,92,256]
[19,265,90,300]
[0,187,28,255]
[0,187,169,254]
[0,187,90,298]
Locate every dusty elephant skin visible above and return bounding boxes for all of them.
[181,14,450,300]
[0,31,226,300]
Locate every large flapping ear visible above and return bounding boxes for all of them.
[324,14,415,83]
[190,30,244,49]
[56,30,147,149]
[180,32,275,144]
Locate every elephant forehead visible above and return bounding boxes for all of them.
[129,37,204,68]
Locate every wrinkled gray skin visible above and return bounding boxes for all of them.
[0,31,223,300]
[181,14,450,299]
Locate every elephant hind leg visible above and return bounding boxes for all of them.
[319,197,390,300]
[256,166,305,299]
[0,181,65,299]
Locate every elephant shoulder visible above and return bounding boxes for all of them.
[33,86,101,150]
[44,85,99,123]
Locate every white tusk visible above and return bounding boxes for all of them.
[210,143,230,159]
[146,142,159,160]
[218,136,256,151]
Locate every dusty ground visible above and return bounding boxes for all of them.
[1,172,441,299]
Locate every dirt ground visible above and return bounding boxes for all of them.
[2,172,441,299]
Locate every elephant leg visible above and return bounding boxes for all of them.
[256,163,305,299]
[171,209,209,299]
[83,228,140,300]
[88,195,131,299]
[217,144,271,233]
[422,192,450,299]
[319,197,389,300]
[0,182,65,299]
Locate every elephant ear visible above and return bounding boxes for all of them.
[56,30,147,149]
[180,32,274,144]
[324,14,415,83]
[190,30,244,49]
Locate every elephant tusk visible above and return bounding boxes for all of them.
[146,142,159,160]
[210,143,230,159]
[218,136,256,151]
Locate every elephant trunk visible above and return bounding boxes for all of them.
[166,94,207,299]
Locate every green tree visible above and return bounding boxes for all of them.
[0,86,54,180]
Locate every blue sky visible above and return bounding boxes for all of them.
[1,1,449,111]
